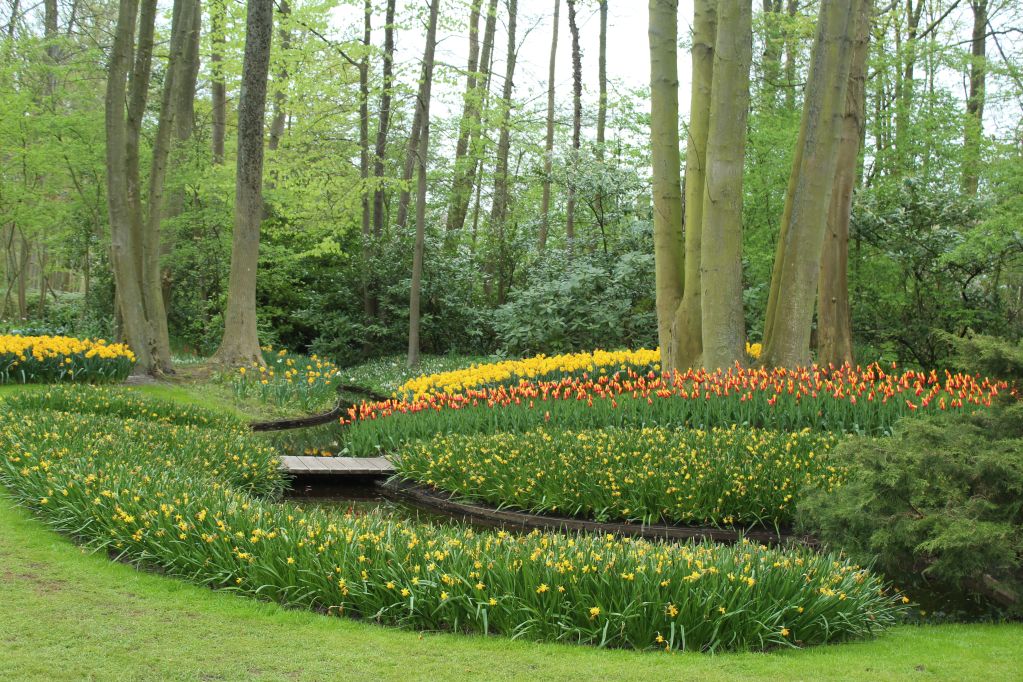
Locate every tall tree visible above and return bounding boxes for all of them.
[489,0,517,303]
[446,0,498,233]
[105,0,158,373]
[213,0,273,367]
[700,0,753,371]
[209,0,226,164]
[761,0,861,368]
[142,0,201,372]
[817,0,872,367]
[408,0,441,368]
[539,0,559,251]
[650,0,715,372]
[566,0,581,248]
[371,0,396,240]
[445,0,482,233]
[359,0,370,236]
[596,0,607,150]
[267,0,291,152]
[963,0,987,196]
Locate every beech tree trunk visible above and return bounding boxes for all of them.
[446,0,498,233]
[210,0,226,164]
[105,0,156,373]
[596,0,607,151]
[817,0,872,368]
[370,0,397,238]
[700,0,753,371]
[267,0,291,153]
[566,0,581,249]
[408,0,441,368]
[445,0,482,233]
[539,0,560,251]
[963,0,986,196]
[675,0,716,371]
[213,0,273,367]
[142,0,199,373]
[489,0,517,304]
[761,0,861,369]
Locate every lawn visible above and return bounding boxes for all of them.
[2,493,1021,681]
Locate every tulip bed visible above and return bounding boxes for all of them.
[395,426,842,527]
[344,362,1009,455]
[0,386,907,652]
[0,334,135,384]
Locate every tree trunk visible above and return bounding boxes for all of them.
[360,0,372,318]
[596,0,607,150]
[446,0,498,233]
[142,0,199,373]
[674,0,716,371]
[700,0,753,371]
[817,0,871,368]
[649,0,685,371]
[213,0,273,367]
[894,0,923,175]
[783,0,797,110]
[267,0,291,153]
[210,0,227,164]
[408,0,441,368]
[566,0,581,249]
[489,0,517,304]
[105,0,155,372]
[761,0,861,369]
[445,0,482,233]
[539,0,560,251]
[760,0,783,112]
[367,0,396,323]
[962,0,986,196]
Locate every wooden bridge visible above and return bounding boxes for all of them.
[279,456,395,476]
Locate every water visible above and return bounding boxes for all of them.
[286,475,453,525]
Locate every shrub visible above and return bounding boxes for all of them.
[940,331,1023,384]
[396,426,841,527]
[798,401,1023,618]
[0,387,907,651]
[0,334,135,384]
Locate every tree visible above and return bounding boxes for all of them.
[566,0,581,248]
[209,0,227,164]
[762,0,862,368]
[817,0,872,367]
[213,0,274,367]
[539,0,560,251]
[446,0,482,234]
[699,0,753,371]
[408,0,441,368]
[268,0,292,153]
[105,0,159,374]
[963,0,987,196]
[447,0,498,233]
[489,0,517,304]
[596,0,607,150]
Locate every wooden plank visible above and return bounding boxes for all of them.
[279,456,395,476]
[280,456,309,472]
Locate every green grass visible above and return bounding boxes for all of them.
[1,494,1021,681]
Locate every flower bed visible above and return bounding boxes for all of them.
[344,363,1008,454]
[228,346,341,411]
[395,426,841,527]
[0,334,135,383]
[0,387,906,652]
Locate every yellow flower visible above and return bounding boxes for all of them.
[440,591,448,601]
[589,606,601,618]
[780,627,790,637]
[536,583,549,594]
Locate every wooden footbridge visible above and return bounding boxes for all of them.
[279,456,395,476]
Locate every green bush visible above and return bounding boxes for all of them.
[798,402,1023,618]
[940,331,1023,384]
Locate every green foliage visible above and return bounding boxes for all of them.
[940,332,1023,384]
[493,239,657,356]
[798,403,1023,618]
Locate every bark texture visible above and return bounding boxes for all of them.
[566,0,581,248]
[539,0,560,251]
[445,0,482,233]
[213,0,273,367]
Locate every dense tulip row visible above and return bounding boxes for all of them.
[0,334,135,384]
[0,388,907,652]
[395,426,841,527]
[344,362,1008,454]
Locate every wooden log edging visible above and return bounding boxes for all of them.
[379,479,818,547]
[249,384,388,432]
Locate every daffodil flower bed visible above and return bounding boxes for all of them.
[396,427,841,527]
[0,334,135,384]
[0,387,907,651]
[345,363,1008,454]
[229,346,342,412]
